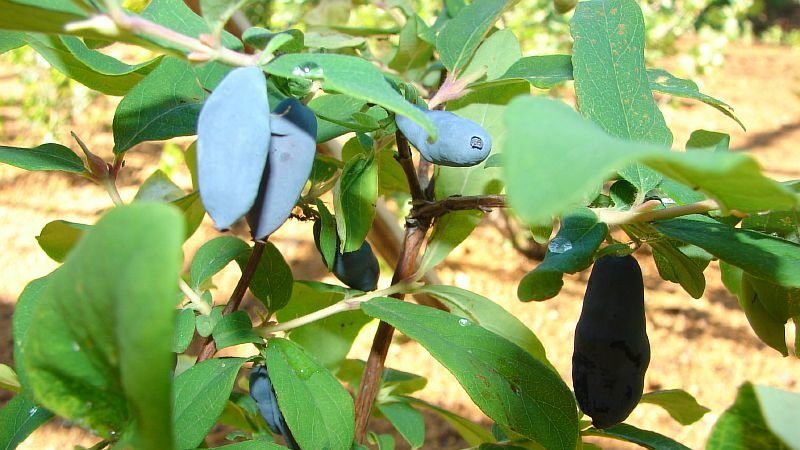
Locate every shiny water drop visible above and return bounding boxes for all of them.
[291,62,324,79]
[458,318,471,327]
[548,237,573,254]
[28,407,38,416]
[662,197,676,205]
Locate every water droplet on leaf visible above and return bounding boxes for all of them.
[548,237,573,254]
[458,318,471,327]
[291,62,324,79]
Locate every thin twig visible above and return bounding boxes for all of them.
[196,241,267,362]
[395,131,426,201]
[411,194,507,220]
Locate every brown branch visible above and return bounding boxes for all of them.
[395,131,426,202]
[196,241,267,362]
[411,194,507,220]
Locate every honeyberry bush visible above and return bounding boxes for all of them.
[0,0,799,449]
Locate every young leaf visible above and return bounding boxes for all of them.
[212,311,262,350]
[200,0,254,37]
[190,236,250,289]
[173,358,247,449]
[21,204,184,448]
[653,215,800,289]
[0,143,85,173]
[518,208,608,301]
[334,152,378,253]
[414,285,551,368]
[638,390,710,426]
[436,0,514,73]
[173,308,196,354]
[266,338,355,450]
[264,53,436,138]
[362,298,579,450]
[236,243,293,312]
[388,15,434,73]
[502,97,797,224]
[35,220,90,262]
[707,383,799,450]
[585,423,691,450]
[276,282,370,370]
[134,169,184,202]
[113,57,206,153]
[0,393,53,450]
[686,130,731,151]
[460,28,522,82]
[377,402,425,450]
[571,0,672,193]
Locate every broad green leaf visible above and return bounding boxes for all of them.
[461,28,522,81]
[686,130,731,151]
[236,243,293,312]
[113,57,206,153]
[21,204,183,447]
[303,30,365,49]
[653,215,800,288]
[378,402,425,450]
[190,236,250,289]
[738,274,792,356]
[707,383,795,450]
[0,31,25,54]
[744,273,800,321]
[266,338,355,450]
[585,424,691,450]
[141,0,243,53]
[639,390,710,426]
[487,54,573,89]
[24,34,162,96]
[518,208,608,301]
[276,282,370,371]
[0,393,53,450]
[389,16,434,72]
[200,0,253,37]
[35,220,90,262]
[264,53,435,138]
[404,397,495,446]
[173,308,196,353]
[502,97,797,224]
[0,0,89,36]
[649,239,707,299]
[421,81,528,273]
[571,0,672,193]
[172,191,205,240]
[414,285,551,368]
[0,143,85,173]
[436,0,514,73]
[334,152,378,252]
[362,298,579,450]
[649,69,745,130]
[134,169,184,202]
[212,311,261,349]
[173,358,247,450]
[12,276,51,389]
[369,433,396,450]
[308,94,368,143]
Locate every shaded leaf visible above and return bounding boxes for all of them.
[35,220,90,262]
[0,143,85,173]
[639,390,710,426]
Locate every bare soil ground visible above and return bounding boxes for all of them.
[1,42,799,449]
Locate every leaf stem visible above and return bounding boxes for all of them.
[178,279,212,316]
[593,199,720,225]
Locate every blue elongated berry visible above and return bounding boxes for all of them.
[396,109,492,167]
[313,220,379,291]
[248,98,318,240]
[249,365,299,449]
[197,67,271,231]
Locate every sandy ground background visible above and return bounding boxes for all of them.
[0,42,799,449]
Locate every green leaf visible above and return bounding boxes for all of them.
[362,298,579,450]
[276,282,370,371]
[190,236,250,289]
[212,311,261,349]
[113,57,206,153]
[173,308,196,353]
[414,285,551,368]
[652,215,800,288]
[21,203,184,447]
[35,220,90,262]
[686,129,731,151]
[334,152,378,253]
[303,30,365,49]
[12,276,51,389]
[571,0,672,193]
[200,0,253,37]
[378,402,425,450]
[436,0,514,73]
[196,306,223,338]
[649,238,707,299]
[0,0,87,36]
[707,383,797,450]
[738,274,791,356]
[0,364,20,392]
[266,338,355,450]
[0,393,53,450]
[315,200,337,271]
[404,397,495,446]
[388,16,434,72]
[24,33,162,96]
[502,97,797,224]
[639,390,710,426]
[648,68,745,131]
[0,143,85,173]
[490,54,573,89]
[0,31,25,54]
[134,169,184,202]
[210,440,286,449]
[461,28,522,81]
[173,358,247,450]
[308,94,368,143]
[236,243,293,312]
[172,191,205,240]
[264,53,435,138]
[337,360,427,396]
[141,0,243,54]
[585,424,691,449]
[518,208,608,301]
